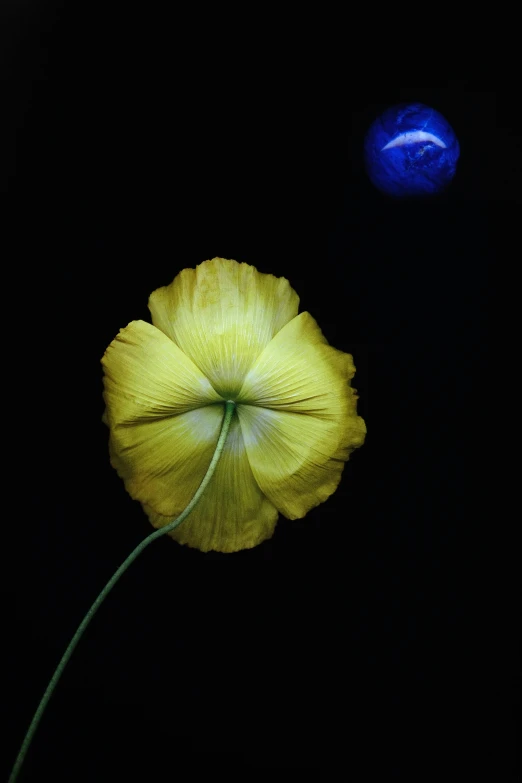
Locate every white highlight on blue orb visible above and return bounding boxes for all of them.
[380,130,447,152]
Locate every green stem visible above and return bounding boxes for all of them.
[9,400,236,783]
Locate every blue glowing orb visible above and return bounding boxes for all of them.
[364,103,460,198]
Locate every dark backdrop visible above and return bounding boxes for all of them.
[3,3,513,780]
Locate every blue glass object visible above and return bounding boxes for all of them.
[364,103,460,198]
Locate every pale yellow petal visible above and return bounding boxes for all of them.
[107,404,225,517]
[143,414,279,553]
[236,312,366,519]
[101,319,225,430]
[148,257,299,399]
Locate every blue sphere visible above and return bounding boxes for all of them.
[364,103,460,198]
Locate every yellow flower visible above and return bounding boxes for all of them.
[101,257,366,553]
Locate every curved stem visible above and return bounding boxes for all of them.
[9,400,236,783]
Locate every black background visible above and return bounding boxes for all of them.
[2,3,516,780]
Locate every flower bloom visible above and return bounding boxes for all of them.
[101,258,366,553]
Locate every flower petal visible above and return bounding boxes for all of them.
[148,257,299,398]
[106,404,224,517]
[143,414,279,553]
[236,312,366,519]
[102,319,225,428]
